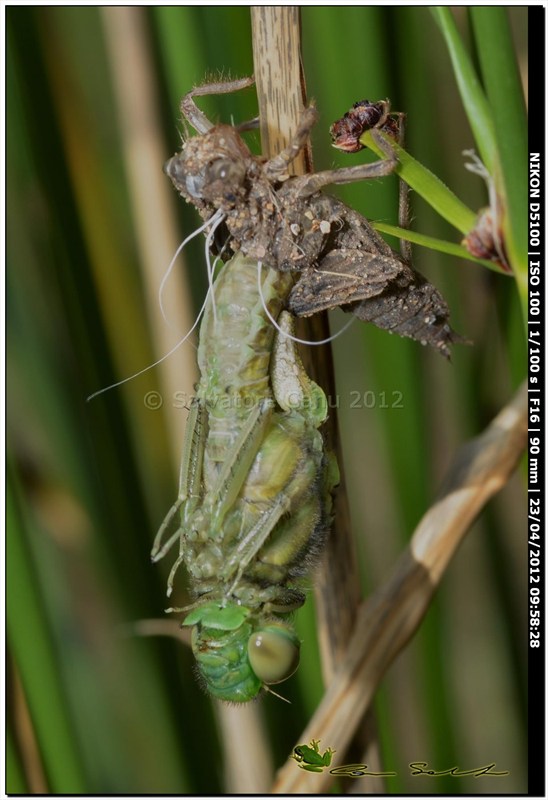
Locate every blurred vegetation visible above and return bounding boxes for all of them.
[7,7,527,794]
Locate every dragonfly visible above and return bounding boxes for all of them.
[151,249,337,702]
[152,77,459,703]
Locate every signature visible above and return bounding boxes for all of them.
[409,761,509,778]
[326,761,509,778]
[329,764,397,778]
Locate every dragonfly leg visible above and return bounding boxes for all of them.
[289,126,399,199]
[181,76,255,135]
[151,399,206,562]
[271,311,328,427]
[166,546,186,598]
[151,522,182,564]
[251,494,323,578]
[166,399,275,593]
[222,443,326,596]
[222,493,291,594]
[263,105,318,182]
[209,398,275,532]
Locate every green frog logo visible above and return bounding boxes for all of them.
[291,739,336,773]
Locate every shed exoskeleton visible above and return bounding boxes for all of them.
[165,76,461,356]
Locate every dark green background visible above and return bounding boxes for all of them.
[7,7,527,794]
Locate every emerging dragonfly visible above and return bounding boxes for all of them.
[152,77,459,703]
[152,247,337,702]
[151,81,341,703]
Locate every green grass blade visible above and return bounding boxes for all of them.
[360,129,477,234]
[6,727,29,794]
[7,467,88,793]
[372,221,511,273]
[432,7,497,173]
[470,7,528,310]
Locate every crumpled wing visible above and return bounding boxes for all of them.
[288,249,403,312]
[288,248,464,358]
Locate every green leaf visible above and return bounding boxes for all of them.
[360,129,477,234]
[372,221,512,274]
[7,469,88,793]
[431,7,497,173]
[470,7,528,315]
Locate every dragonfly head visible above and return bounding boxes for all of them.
[164,124,252,211]
[184,604,300,702]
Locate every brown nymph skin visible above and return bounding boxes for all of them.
[166,87,462,356]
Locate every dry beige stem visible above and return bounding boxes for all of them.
[251,7,309,175]
[273,381,527,793]
[251,7,370,785]
[10,666,48,793]
[251,5,362,688]
[102,7,197,467]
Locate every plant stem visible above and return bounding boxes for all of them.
[274,380,527,793]
[250,4,361,684]
[432,7,497,174]
[362,128,477,235]
[470,7,528,321]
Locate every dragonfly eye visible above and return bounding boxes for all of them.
[247,625,300,685]
[163,155,206,200]
[185,173,206,199]
[206,158,246,187]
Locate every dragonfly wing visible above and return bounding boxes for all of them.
[288,249,402,314]
[289,249,464,357]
